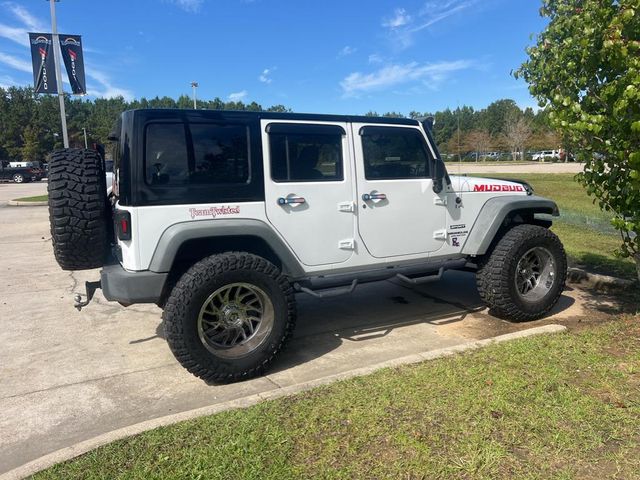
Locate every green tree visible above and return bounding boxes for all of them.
[478,99,520,135]
[517,0,640,278]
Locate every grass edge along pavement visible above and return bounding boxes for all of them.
[31,318,640,480]
[10,195,48,203]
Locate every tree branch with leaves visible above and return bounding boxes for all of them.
[517,0,640,279]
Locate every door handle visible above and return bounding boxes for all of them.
[277,195,306,205]
[362,192,387,201]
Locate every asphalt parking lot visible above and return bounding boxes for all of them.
[0,180,592,474]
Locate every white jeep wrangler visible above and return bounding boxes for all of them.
[48,109,567,382]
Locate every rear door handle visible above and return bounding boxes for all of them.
[278,196,306,205]
[362,192,387,201]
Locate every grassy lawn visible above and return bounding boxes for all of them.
[35,318,640,480]
[474,173,637,280]
[13,194,48,202]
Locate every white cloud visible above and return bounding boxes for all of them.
[4,2,45,30]
[85,67,134,100]
[411,0,475,33]
[382,8,412,28]
[338,46,357,57]
[0,23,30,46]
[340,60,473,97]
[383,1,477,49]
[259,68,273,84]
[368,53,384,64]
[0,2,47,46]
[228,90,248,101]
[0,52,32,73]
[167,0,203,12]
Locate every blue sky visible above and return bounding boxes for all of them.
[0,0,546,114]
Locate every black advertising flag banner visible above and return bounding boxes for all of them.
[28,33,57,94]
[59,34,86,94]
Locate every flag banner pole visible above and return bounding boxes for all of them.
[49,0,69,148]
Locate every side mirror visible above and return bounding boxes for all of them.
[433,159,445,194]
[419,116,435,132]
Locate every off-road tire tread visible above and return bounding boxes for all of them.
[163,252,296,383]
[476,224,567,321]
[48,149,109,270]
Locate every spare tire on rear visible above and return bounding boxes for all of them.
[48,148,110,271]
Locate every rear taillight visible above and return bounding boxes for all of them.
[114,210,131,241]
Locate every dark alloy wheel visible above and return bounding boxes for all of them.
[163,252,296,383]
[476,224,567,321]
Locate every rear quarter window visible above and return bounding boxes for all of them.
[144,122,250,186]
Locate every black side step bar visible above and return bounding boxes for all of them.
[294,279,358,299]
[395,267,444,285]
[294,266,446,299]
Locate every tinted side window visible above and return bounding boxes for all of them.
[145,123,189,185]
[190,124,249,184]
[269,126,344,182]
[361,127,432,180]
[145,122,250,186]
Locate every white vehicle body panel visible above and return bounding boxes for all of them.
[351,122,446,258]
[261,120,356,267]
[118,202,269,271]
[116,123,529,275]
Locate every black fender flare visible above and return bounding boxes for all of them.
[148,218,306,277]
[461,195,560,256]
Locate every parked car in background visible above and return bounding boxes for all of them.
[8,161,38,168]
[0,161,39,183]
[532,150,560,161]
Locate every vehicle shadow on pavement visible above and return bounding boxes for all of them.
[267,272,576,377]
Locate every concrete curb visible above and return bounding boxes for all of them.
[567,267,635,292]
[7,200,48,206]
[0,324,567,480]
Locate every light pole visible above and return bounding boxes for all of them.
[191,81,198,109]
[82,128,88,148]
[48,0,69,148]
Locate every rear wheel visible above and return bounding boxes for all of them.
[163,252,296,383]
[476,224,567,321]
[12,173,24,183]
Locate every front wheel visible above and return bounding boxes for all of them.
[476,224,567,321]
[13,174,24,183]
[163,252,296,383]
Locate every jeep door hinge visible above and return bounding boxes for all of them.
[338,239,355,250]
[338,201,355,213]
[433,229,448,240]
[434,197,447,206]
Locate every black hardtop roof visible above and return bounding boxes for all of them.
[124,108,420,126]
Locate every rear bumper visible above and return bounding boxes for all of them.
[100,264,168,305]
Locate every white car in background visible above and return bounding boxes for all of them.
[532,150,559,161]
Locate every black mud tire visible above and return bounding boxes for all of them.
[48,148,110,271]
[476,224,567,321]
[163,252,296,383]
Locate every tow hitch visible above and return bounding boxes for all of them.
[74,280,102,311]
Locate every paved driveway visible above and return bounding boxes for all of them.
[0,182,47,206]
[447,161,584,174]
[0,201,589,474]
